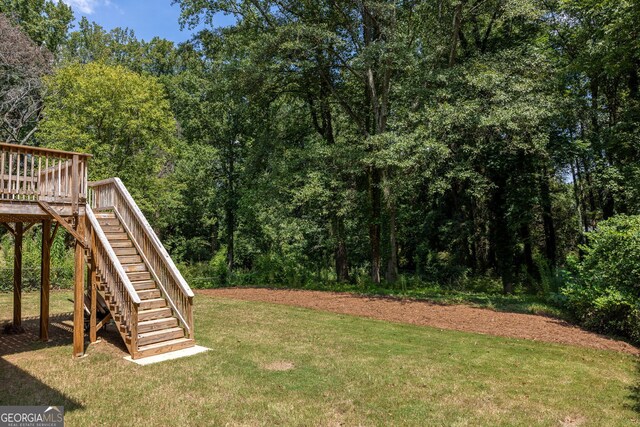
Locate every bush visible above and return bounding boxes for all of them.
[0,228,74,292]
[422,251,470,287]
[561,215,640,342]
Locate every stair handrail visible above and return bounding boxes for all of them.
[86,205,141,304]
[112,207,192,336]
[88,178,194,338]
[86,205,140,352]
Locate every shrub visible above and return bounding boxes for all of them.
[0,229,74,292]
[561,215,640,342]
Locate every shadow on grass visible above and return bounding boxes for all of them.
[0,311,127,411]
[0,310,129,358]
[0,313,75,357]
[0,357,84,410]
[0,319,84,411]
[627,359,640,414]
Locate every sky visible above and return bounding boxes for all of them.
[61,0,235,43]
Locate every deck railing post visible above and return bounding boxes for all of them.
[71,154,79,214]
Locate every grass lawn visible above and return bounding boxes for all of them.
[1,290,638,426]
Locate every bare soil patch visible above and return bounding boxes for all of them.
[199,288,639,355]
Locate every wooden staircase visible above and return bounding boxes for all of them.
[83,178,195,360]
[0,142,193,359]
[94,211,194,358]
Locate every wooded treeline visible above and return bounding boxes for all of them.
[1,0,639,295]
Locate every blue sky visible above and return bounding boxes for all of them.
[62,0,235,43]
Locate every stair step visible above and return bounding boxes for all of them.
[95,213,115,219]
[132,280,156,291]
[138,307,172,321]
[128,271,151,281]
[114,247,138,256]
[101,225,124,233]
[137,327,184,346]
[118,255,142,264]
[105,232,129,241]
[110,240,134,248]
[136,338,195,359]
[140,298,167,310]
[123,263,147,273]
[138,317,179,333]
[98,219,121,227]
[137,289,161,300]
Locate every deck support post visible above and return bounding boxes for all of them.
[72,151,86,357]
[73,217,85,357]
[89,260,97,343]
[40,219,51,341]
[12,222,24,333]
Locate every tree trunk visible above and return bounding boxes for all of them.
[383,169,398,283]
[226,147,235,271]
[520,223,538,289]
[332,215,350,283]
[489,175,513,294]
[580,157,598,229]
[307,62,352,284]
[448,1,464,66]
[211,218,220,253]
[226,209,234,271]
[602,189,615,220]
[369,166,382,284]
[574,159,591,232]
[540,169,557,267]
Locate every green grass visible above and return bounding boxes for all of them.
[0,289,74,318]
[1,290,638,426]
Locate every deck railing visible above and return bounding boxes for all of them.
[0,142,90,205]
[86,205,140,354]
[88,178,194,339]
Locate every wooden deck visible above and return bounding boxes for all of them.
[0,201,86,222]
[0,142,194,359]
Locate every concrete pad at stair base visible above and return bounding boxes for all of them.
[124,345,210,365]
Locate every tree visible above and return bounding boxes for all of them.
[0,12,52,144]
[549,0,640,223]
[38,62,179,215]
[0,0,73,52]
[165,63,250,271]
[177,0,422,283]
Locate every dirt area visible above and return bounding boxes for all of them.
[199,288,640,355]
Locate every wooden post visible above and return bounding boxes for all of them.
[71,155,79,215]
[90,260,97,343]
[40,219,51,341]
[131,303,138,359]
[187,297,194,339]
[88,221,98,344]
[12,222,23,332]
[73,217,85,357]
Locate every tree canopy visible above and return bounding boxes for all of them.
[1,0,640,339]
[38,61,178,213]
